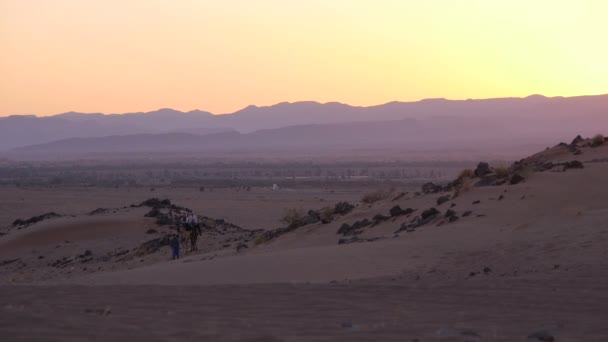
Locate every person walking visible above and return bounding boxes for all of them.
[170,234,180,260]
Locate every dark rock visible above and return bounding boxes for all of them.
[337,223,352,235]
[337,219,372,236]
[472,200,481,205]
[135,235,171,257]
[144,208,160,218]
[145,228,158,234]
[573,149,582,155]
[571,134,584,145]
[539,162,554,171]
[462,211,473,217]
[88,208,108,215]
[449,203,456,208]
[498,194,505,201]
[12,212,62,228]
[527,330,555,341]
[421,208,440,220]
[236,243,248,252]
[391,192,406,201]
[474,162,492,177]
[475,175,498,187]
[483,267,492,274]
[333,201,355,215]
[448,215,459,223]
[445,209,456,218]
[564,160,584,170]
[422,182,444,194]
[389,205,414,217]
[509,174,525,185]
[436,196,450,206]
[372,214,390,223]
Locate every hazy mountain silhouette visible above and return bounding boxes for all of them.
[2,94,608,154]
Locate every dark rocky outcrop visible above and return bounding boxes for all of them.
[474,162,492,177]
[422,182,445,194]
[337,219,372,236]
[436,196,450,206]
[571,135,584,145]
[509,174,525,185]
[389,205,414,217]
[12,212,62,228]
[135,235,171,257]
[475,175,499,187]
[563,160,584,170]
[333,202,355,216]
[527,330,555,342]
[372,214,390,225]
[421,208,439,220]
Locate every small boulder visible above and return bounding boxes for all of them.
[474,162,492,177]
[475,175,498,187]
[436,196,450,206]
[333,202,355,215]
[527,330,555,342]
[564,160,584,170]
[570,134,584,145]
[421,208,439,220]
[422,182,444,194]
[509,174,525,185]
[389,205,413,217]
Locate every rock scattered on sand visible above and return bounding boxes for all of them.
[391,192,406,201]
[474,162,492,177]
[563,160,584,170]
[12,212,62,229]
[337,219,372,236]
[422,182,445,194]
[333,201,355,216]
[527,330,555,341]
[462,211,473,217]
[509,174,525,185]
[389,205,414,217]
[472,200,481,205]
[421,208,440,220]
[436,196,450,206]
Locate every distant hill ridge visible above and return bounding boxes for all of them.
[1,94,607,153]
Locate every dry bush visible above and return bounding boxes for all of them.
[361,190,389,204]
[254,233,270,246]
[494,165,510,178]
[320,206,334,223]
[457,169,475,180]
[591,134,605,147]
[279,208,304,226]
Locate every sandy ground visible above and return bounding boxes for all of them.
[1,138,608,340]
[0,185,364,230]
[2,270,608,341]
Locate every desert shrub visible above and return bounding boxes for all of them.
[280,208,304,226]
[591,134,605,147]
[254,233,270,245]
[494,165,510,179]
[361,190,389,204]
[320,206,334,223]
[454,177,473,197]
[457,169,475,180]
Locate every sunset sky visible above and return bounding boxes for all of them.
[1,0,607,116]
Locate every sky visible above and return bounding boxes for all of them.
[1,0,607,116]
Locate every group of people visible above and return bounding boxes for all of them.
[170,212,202,260]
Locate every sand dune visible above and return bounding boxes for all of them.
[1,137,608,340]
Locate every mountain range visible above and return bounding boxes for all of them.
[2,94,607,158]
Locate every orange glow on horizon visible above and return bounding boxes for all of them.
[1,0,607,116]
